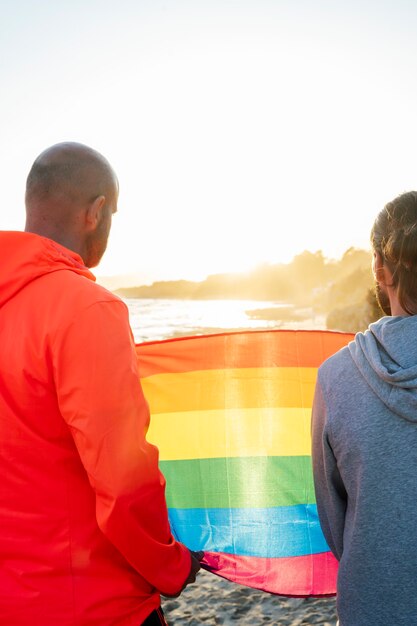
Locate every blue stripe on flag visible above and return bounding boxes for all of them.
[168,504,329,558]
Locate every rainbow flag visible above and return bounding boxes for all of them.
[136,329,353,596]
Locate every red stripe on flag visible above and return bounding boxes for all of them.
[202,550,338,597]
[136,329,353,377]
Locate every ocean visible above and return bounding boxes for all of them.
[124,298,325,344]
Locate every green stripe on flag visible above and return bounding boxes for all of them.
[160,455,315,509]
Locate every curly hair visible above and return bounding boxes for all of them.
[371,191,417,315]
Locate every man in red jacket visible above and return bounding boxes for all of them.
[0,142,202,625]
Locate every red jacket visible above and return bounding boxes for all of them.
[0,231,190,625]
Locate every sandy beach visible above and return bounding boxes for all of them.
[162,569,337,625]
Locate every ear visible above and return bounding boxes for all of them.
[85,195,106,231]
[372,251,392,286]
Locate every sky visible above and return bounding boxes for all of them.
[2,0,417,287]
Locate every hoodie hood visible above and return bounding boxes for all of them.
[349,315,417,422]
[0,231,95,309]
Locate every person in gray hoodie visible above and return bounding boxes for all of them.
[312,190,417,626]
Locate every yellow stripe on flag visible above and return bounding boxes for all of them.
[147,407,313,460]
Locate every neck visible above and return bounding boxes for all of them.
[24,222,86,261]
[387,286,410,317]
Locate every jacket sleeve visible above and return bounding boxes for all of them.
[311,374,347,561]
[53,298,191,596]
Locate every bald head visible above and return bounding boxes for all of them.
[25,142,117,210]
[24,142,119,267]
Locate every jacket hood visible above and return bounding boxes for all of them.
[349,315,417,422]
[0,231,95,309]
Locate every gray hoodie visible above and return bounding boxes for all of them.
[312,316,417,626]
